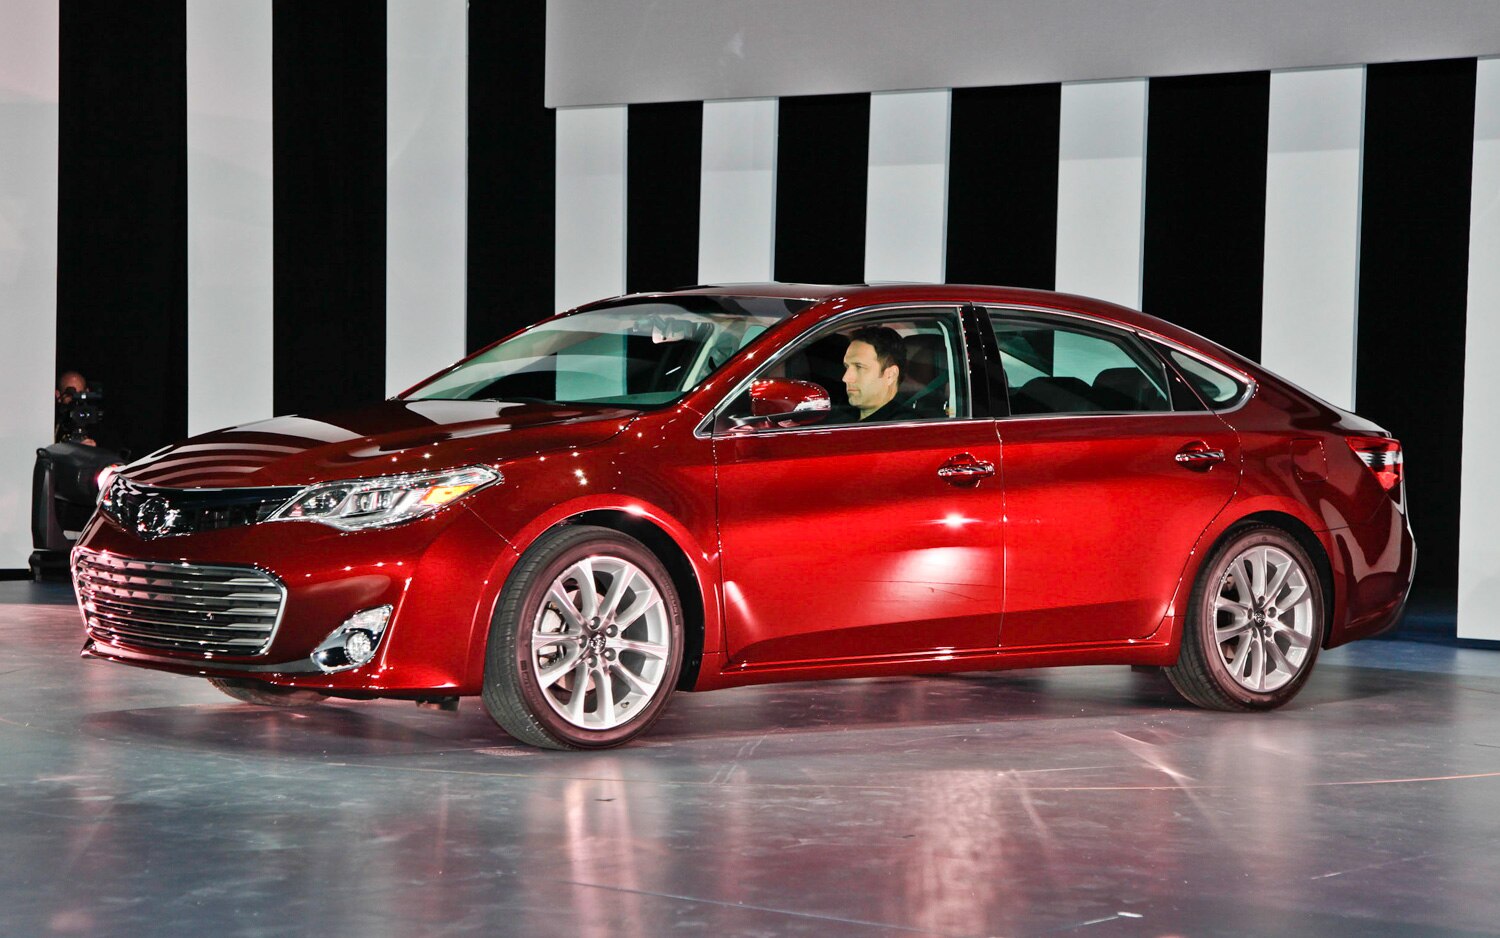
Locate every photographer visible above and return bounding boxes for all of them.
[34,370,121,577]
[54,370,99,446]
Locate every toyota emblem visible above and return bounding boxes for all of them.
[136,496,172,537]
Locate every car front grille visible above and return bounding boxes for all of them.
[74,552,285,657]
[105,480,299,539]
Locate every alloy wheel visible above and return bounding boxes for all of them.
[1212,545,1317,693]
[529,555,672,730]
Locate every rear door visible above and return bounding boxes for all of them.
[983,309,1240,648]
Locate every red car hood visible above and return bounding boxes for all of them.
[122,400,639,489]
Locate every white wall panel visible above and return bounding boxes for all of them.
[1459,57,1500,642]
[548,0,1500,107]
[386,0,467,395]
[1055,79,1148,308]
[698,98,777,283]
[187,0,273,434]
[865,89,949,283]
[556,106,627,310]
[0,0,59,566]
[1260,66,1365,410]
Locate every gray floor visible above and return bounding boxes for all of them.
[4,581,1499,938]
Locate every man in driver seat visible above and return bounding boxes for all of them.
[836,326,909,422]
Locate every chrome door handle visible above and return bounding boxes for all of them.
[1175,443,1226,470]
[938,453,996,484]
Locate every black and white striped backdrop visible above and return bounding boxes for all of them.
[0,2,1495,641]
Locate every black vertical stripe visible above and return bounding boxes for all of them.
[945,84,1061,289]
[272,1,386,416]
[626,101,703,293]
[1357,58,1477,604]
[56,1,187,460]
[1142,72,1270,357]
[774,93,870,284]
[468,0,554,350]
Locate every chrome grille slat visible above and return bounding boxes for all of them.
[88,624,266,654]
[87,617,270,647]
[84,561,272,582]
[74,552,286,657]
[79,588,279,612]
[81,566,270,585]
[86,598,276,629]
[76,580,280,608]
[75,576,277,602]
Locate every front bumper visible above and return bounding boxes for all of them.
[72,504,517,695]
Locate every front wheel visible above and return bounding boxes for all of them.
[482,525,685,750]
[1166,524,1326,711]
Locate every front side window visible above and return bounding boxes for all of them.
[406,296,809,407]
[990,314,1173,417]
[720,309,970,428]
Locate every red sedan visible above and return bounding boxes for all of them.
[72,284,1415,749]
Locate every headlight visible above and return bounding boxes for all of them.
[268,466,500,531]
[96,464,124,505]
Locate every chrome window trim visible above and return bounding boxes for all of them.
[1144,338,1257,414]
[979,303,1258,418]
[695,303,972,439]
[714,414,999,440]
[73,549,289,659]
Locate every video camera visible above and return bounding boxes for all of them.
[56,383,105,444]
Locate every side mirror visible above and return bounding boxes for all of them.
[730,379,831,429]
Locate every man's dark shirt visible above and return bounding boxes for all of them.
[828,396,911,425]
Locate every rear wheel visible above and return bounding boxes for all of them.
[1166,524,1325,711]
[482,525,684,750]
[207,677,329,708]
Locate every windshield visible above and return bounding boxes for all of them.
[405,296,810,407]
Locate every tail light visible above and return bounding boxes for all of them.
[1346,437,1402,493]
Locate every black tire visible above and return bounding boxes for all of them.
[481,524,685,750]
[207,676,329,708]
[1165,523,1326,711]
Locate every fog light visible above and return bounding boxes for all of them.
[343,630,375,666]
[312,605,392,673]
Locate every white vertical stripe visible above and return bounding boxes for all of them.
[865,89,950,283]
[1055,79,1148,308]
[187,0,273,434]
[386,0,467,396]
[698,98,778,283]
[1260,67,1365,410]
[0,0,59,565]
[556,106,627,310]
[1459,57,1500,642]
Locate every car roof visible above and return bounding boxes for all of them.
[626,282,1232,362]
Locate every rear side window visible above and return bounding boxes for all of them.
[990,316,1171,416]
[1159,346,1249,409]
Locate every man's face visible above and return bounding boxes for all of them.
[842,340,897,417]
[57,372,86,401]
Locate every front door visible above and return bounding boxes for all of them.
[713,307,1005,666]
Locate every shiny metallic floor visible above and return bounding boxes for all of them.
[5,582,1500,938]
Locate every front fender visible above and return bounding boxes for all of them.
[465,483,729,687]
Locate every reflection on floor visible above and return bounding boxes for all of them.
[3,580,1499,937]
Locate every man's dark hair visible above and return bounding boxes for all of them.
[848,326,905,377]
